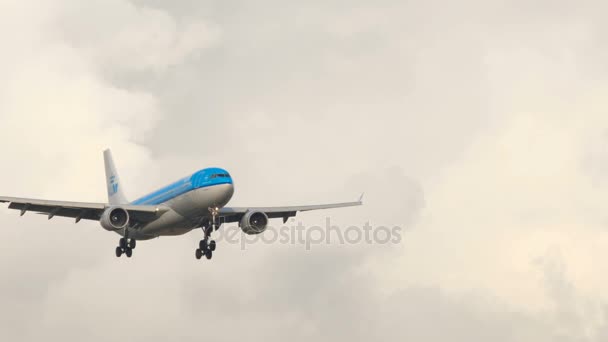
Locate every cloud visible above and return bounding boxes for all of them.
[0,1,217,340]
[1,0,608,341]
[56,0,220,72]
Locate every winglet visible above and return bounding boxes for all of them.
[358,193,365,204]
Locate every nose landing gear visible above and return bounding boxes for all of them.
[196,207,219,260]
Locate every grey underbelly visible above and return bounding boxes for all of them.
[126,186,230,239]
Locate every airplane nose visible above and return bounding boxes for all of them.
[222,183,234,204]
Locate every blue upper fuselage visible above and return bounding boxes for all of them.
[132,168,233,205]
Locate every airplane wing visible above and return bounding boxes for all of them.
[0,196,167,223]
[219,195,363,224]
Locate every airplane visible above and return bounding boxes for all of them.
[0,149,362,260]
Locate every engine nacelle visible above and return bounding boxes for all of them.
[239,210,269,235]
[100,207,130,231]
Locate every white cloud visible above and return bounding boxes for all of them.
[2,0,608,341]
[0,2,218,339]
[56,0,220,71]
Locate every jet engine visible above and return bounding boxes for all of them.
[239,210,269,235]
[100,207,130,231]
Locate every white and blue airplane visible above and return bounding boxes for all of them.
[0,150,362,260]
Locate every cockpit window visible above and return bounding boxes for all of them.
[210,173,230,179]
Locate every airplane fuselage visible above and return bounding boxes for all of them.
[123,168,234,240]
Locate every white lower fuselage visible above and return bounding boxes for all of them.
[123,183,234,240]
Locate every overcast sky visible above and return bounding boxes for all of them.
[1,0,608,341]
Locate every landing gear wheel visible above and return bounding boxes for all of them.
[197,207,220,261]
[119,238,127,249]
[129,239,136,249]
[115,246,123,257]
[125,247,133,258]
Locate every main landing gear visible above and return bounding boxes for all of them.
[196,207,219,260]
[115,237,136,258]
